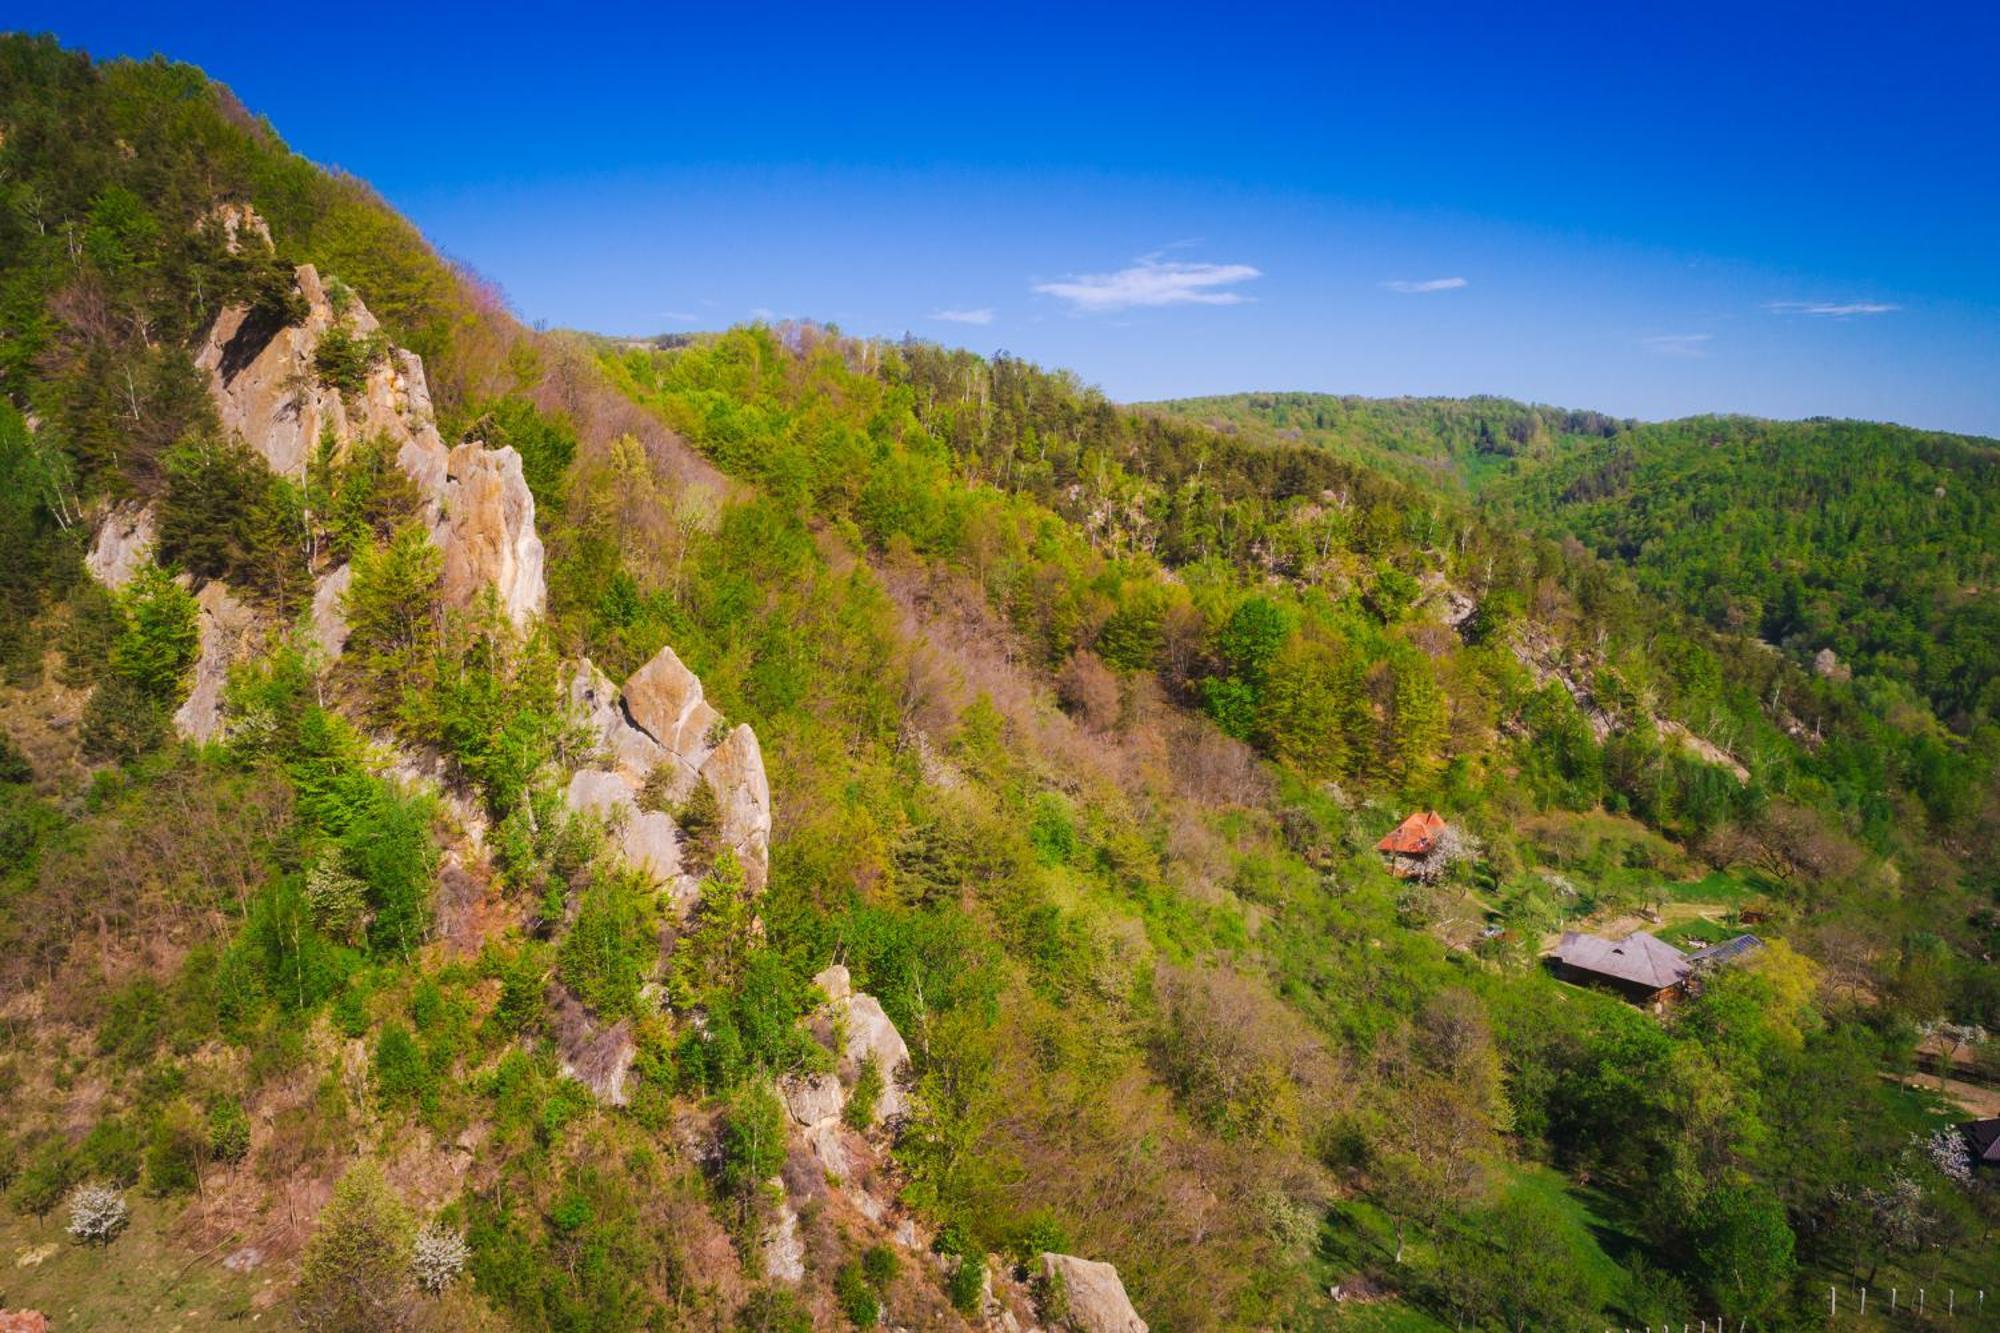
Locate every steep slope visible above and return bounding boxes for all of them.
[3,34,1999,1333]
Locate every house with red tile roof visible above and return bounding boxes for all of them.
[1376,810,1448,878]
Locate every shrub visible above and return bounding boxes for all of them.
[208,1100,252,1164]
[142,1101,206,1196]
[411,1220,470,1293]
[559,868,656,1019]
[720,1082,786,1236]
[295,1162,415,1332]
[861,1244,899,1290]
[373,1024,432,1111]
[109,562,199,704]
[7,1139,74,1216]
[313,324,389,395]
[834,1258,881,1326]
[81,674,169,762]
[305,846,369,945]
[844,1056,883,1131]
[676,775,721,874]
[66,1182,129,1245]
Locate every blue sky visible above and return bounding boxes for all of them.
[19,2,2000,433]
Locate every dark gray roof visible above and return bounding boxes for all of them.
[1686,934,1765,966]
[1556,930,1690,990]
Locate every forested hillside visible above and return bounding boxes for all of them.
[2,34,1999,1333]
[1159,392,2000,745]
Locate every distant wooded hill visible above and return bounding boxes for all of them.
[1152,393,2000,734]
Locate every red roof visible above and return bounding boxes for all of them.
[1377,810,1448,856]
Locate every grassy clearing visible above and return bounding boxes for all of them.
[0,1195,268,1327]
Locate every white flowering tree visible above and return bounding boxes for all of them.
[412,1220,470,1294]
[67,1182,129,1245]
[1927,1127,1974,1185]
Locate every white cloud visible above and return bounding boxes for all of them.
[1382,276,1468,293]
[1642,333,1713,358]
[930,307,995,326]
[1033,256,1261,314]
[657,310,698,323]
[1765,300,1899,317]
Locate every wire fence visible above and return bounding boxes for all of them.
[1603,1286,1990,1330]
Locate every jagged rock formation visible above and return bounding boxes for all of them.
[549,984,635,1105]
[192,210,545,636]
[759,1186,806,1282]
[565,646,773,892]
[1040,1253,1147,1333]
[566,658,667,773]
[172,581,257,743]
[843,992,912,1121]
[622,643,721,782]
[439,441,545,628]
[565,768,682,885]
[196,259,449,490]
[84,502,156,589]
[700,724,772,891]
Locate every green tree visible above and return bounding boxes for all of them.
[294,1161,416,1332]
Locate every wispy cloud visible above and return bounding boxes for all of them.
[1642,333,1713,358]
[930,307,995,326]
[1765,300,1900,317]
[656,310,699,323]
[1382,276,1468,294]
[1033,255,1261,314]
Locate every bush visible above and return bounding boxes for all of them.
[8,1140,74,1216]
[313,324,389,395]
[81,673,169,762]
[412,1220,470,1293]
[295,1162,415,1332]
[109,562,199,704]
[844,1056,883,1131]
[142,1101,205,1196]
[208,1100,252,1164]
[861,1244,899,1289]
[66,1182,129,1245]
[834,1257,881,1326]
[559,868,656,1019]
[373,1024,433,1111]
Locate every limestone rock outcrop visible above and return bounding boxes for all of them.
[1040,1253,1147,1333]
[759,1187,805,1282]
[798,964,913,1128]
[550,984,635,1105]
[699,724,771,891]
[622,644,721,777]
[565,645,773,891]
[173,581,258,744]
[195,238,548,631]
[780,1072,845,1127]
[439,442,545,628]
[568,659,668,781]
[196,262,449,491]
[565,768,682,884]
[310,563,352,660]
[843,992,912,1121]
[85,502,156,589]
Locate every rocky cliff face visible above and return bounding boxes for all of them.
[83,502,156,590]
[439,442,546,627]
[171,581,257,743]
[564,645,773,895]
[195,260,449,491]
[187,215,544,633]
